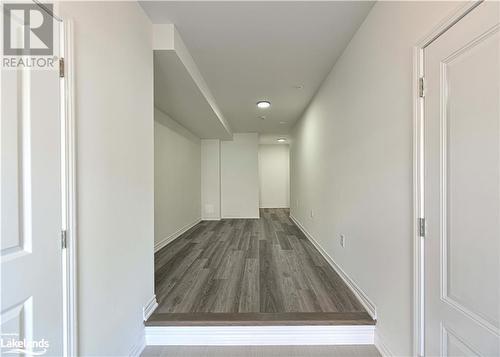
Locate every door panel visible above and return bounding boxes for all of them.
[1,17,63,357]
[424,2,500,356]
[444,28,499,330]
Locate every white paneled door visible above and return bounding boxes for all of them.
[1,16,64,357]
[424,2,500,356]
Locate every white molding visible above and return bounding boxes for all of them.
[375,330,394,357]
[201,217,221,221]
[440,325,480,357]
[143,295,158,321]
[145,325,374,346]
[154,218,201,253]
[416,1,481,49]
[289,215,377,320]
[129,329,146,357]
[412,3,482,356]
[412,39,426,357]
[61,19,78,357]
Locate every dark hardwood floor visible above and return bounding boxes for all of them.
[149,208,374,326]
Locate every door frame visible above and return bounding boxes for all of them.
[412,2,482,356]
[60,19,78,357]
[48,3,78,354]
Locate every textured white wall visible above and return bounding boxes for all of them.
[201,139,221,220]
[259,145,290,208]
[154,109,201,246]
[289,2,463,355]
[221,133,260,218]
[59,2,154,355]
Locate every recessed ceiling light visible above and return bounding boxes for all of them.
[259,115,266,120]
[277,138,286,143]
[279,121,286,124]
[293,84,304,90]
[257,101,271,109]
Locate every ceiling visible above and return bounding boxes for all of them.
[259,134,291,145]
[141,1,374,135]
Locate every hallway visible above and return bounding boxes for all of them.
[149,209,373,325]
[3,1,498,355]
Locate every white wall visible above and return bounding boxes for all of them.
[59,2,154,355]
[259,145,290,208]
[289,2,462,355]
[154,109,201,249]
[201,139,221,220]
[221,133,259,218]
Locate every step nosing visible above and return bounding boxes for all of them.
[145,312,376,326]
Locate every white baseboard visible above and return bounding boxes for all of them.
[154,218,201,252]
[289,215,377,320]
[375,330,393,357]
[129,329,146,357]
[143,295,159,321]
[202,217,221,221]
[145,325,375,346]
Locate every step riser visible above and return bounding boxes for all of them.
[145,325,375,346]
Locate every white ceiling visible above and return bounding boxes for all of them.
[259,134,291,145]
[141,1,374,135]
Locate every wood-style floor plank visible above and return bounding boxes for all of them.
[238,258,259,313]
[151,208,373,325]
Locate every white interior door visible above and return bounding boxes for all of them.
[424,2,500,356]
[1,15,64,357]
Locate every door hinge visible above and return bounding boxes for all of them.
[418,218,426,238]
[418,77,425,98]
[59,57,65,78]
[61,230,67,249]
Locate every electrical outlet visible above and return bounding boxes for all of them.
[340,234,346,248]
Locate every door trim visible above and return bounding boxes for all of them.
[60,19,78,357]
[32,2,78,354]
[412,2,482,356]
